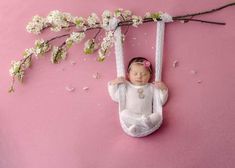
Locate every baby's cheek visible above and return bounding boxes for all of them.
[143,76,150,83]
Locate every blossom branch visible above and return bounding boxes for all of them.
[9,2,235,92]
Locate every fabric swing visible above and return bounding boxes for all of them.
[112,13,172,137]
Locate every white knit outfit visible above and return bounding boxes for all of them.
[108,81,168,134]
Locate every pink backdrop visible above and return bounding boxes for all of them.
[0,0,235,168]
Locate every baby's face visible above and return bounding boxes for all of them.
[128,64,151,86]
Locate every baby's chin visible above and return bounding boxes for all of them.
[131,81,148,86]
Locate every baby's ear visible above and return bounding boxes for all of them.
[126,73,130,79]
[149,74,154,82]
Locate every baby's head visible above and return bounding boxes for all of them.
[127,57,153,86]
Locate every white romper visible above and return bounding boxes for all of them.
[108,81,168,135]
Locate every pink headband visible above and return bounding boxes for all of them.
[128,60,152,73]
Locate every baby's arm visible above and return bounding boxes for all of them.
[153,81,168,106]
[108,77,126,102]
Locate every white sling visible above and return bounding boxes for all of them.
[113,14,172,137]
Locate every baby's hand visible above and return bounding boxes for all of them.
[153,81,168,90]
[110,77,126,85]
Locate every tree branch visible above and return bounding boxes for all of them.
[173,2,235,19]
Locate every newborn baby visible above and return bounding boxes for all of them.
[108,57,168,135]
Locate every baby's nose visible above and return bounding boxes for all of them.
[137,74,143,78]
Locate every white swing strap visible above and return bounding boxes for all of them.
[155,12,173,81]
[114,27,125,77]
[155,21,165,81]
[154,21,166,114]
[114,26,126,111]
[154,13,173,114]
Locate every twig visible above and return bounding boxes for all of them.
[174,18,226,25]
[124,25,130,35]
[173,2,235,19]
[94,27,102,39]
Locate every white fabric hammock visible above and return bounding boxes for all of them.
[113,14,172,137]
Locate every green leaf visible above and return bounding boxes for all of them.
[66,40,73,48]
[84,48,94,54]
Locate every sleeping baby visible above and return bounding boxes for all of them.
[108,57,168,135]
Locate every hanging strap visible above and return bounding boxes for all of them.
[155,21,165,81]
[155,12,173,81]
[154,13,173,117]
[154,21,165,117]
[114,25,126,112]
[114,27,125,77]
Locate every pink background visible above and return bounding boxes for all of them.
[0,0,235,168]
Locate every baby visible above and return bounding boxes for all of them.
[108,57,168,134]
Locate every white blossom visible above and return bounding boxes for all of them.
[122,10,132,19]
[132,15,143,27]
[114,8,123,17]
[150,12,161,22]
[102,10,112,19]
[100,31,114,50]
[84,39,98,54]
[23,48,34,57]
[87,13,99,27]
[160,12,173,22]
[47,10,70,32]
[51,46,67,64]
[9,60,25,81]
[70,32,85,43]
[97,49,106,62]
[102,10,113,29]
[9,61,21,77]
[34,39,51,57]
[26,15,46,34]
[98,31,115,61]
[73,17,85,28]
[66,32,85,48]
[63,12,74,22]
[144,12,151,18]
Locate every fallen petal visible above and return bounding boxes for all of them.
[92,72,101,79]
[197,80,202,84]
[65,86,75,92]
[190,70,197,74]
[173,60,179,68]
[70,61,76,65]
[83,86,89,91]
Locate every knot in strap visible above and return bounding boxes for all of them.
[160,12,173,22]
[103,17,119,31]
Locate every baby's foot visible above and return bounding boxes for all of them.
[149,113,161,125]
[128,125,138,134]
[141,115,154,128]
